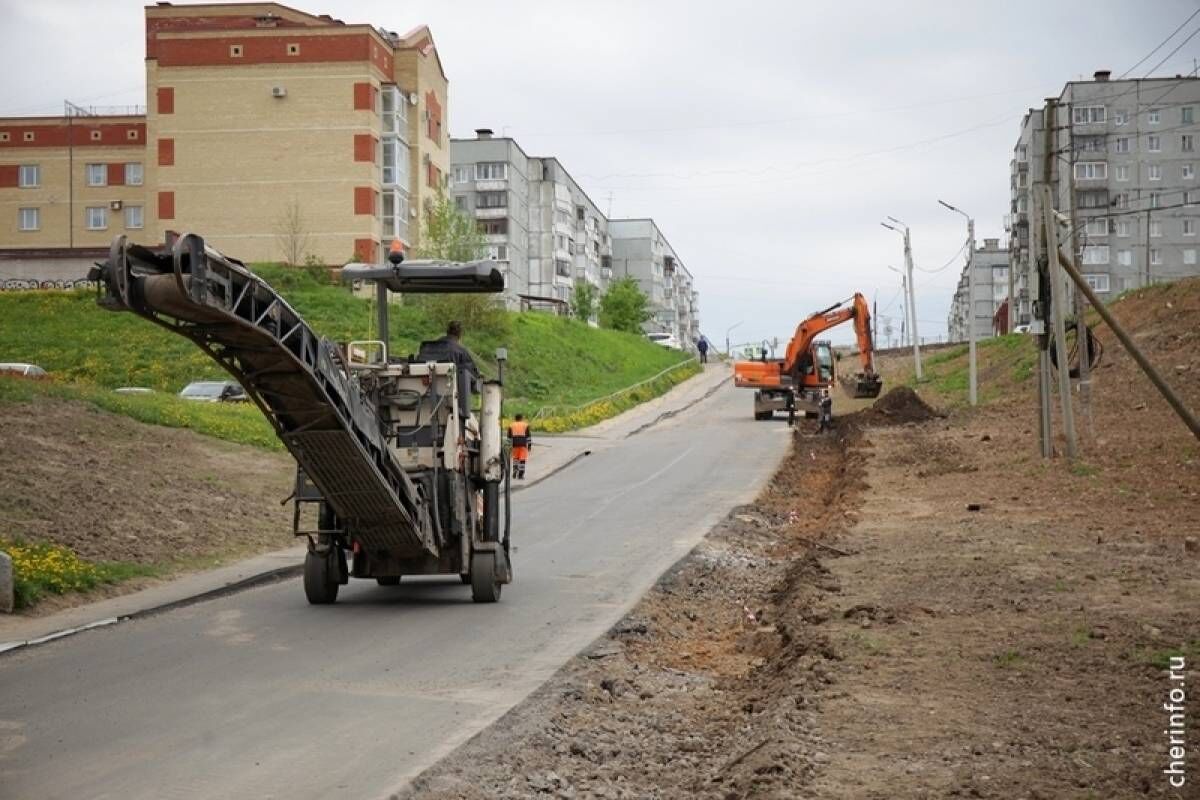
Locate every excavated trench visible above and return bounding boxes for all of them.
[399,393,929,799]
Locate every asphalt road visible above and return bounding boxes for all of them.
[0,382,790,800]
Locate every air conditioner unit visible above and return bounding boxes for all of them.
[271,86,287,98]
[109,200,123,211]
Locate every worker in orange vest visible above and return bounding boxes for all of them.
[507,414,532,480]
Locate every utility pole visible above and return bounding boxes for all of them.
[1042,184,1079,460]
[882,220,922,380]
[939,200,977,405]
[1065,120,1093,439]
[1033,100,1056,458]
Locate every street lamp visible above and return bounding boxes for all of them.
[725,320,743,356]
[939,199,977,406]
[881,219,923,379]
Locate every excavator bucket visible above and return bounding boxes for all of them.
[843,372,883,399]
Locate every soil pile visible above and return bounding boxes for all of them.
[858,385,940,424]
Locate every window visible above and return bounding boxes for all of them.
[1151,248,1162,265]
[476,191,505,208]
[474,162,507,181]
[487,244,508,261]
[124,205,143,229]
[1150,192,1161,209]
[1079,136,1105,153]
[1148,135,1161,152]
[86,163,106,186]
[1078,191,1108,208]
[1085,218,1108,237]
[1083,273,1110,293]
[18,164,39,187]
[1186,219,1197,236]
[1149,109,1160,124]
[1188,190,1200,206]
[23,131,34,142]
[287,43,300,56]
[1186,249,1198,265]
[381,138,408,186]
[452,165,471,185]
[1183,135,1195,153]
[1081,245,1109,265]
[478,219,507,235]
[1073,105,1106,124]
[18,207,39,231]
[125,162,143,186]
[1185,164,1196,180]
[1150,220,1162,238]
[1183,106,1195,124]
[1118,249,1132,266]
[1116,219,1132,237]
[555,259,571,278]
[1115,164,1130,181]
[381,190,410,239]
[1075,161,1107,180]
[1114,192,1130,209]
[1016,144,1028,162]
[230,44,243,58]
[454,195,467,211]
[1149,164,1162,181]
[86,206,107,230]
[1114,109,1129,126]
[1115,136,1130,153]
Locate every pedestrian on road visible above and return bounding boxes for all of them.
[508,414,532,479]
[817,388,834,433]
[696,336,709,364]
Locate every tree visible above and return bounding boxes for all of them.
[409,191,507,337]
[414,192,486,262]
[570,280,597,322]
[275,198,311,266]
[598,276,652,334]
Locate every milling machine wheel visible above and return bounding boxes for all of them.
[376,576,401,586]
[470,552,501,603]
[460,573,471,585]
[304,550,339,605]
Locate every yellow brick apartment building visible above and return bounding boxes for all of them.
[0,2,449,283]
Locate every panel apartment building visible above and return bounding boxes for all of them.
[0,2,450,281]
[947,238,1009,342]
[1008,70,1200,329]
[451,130,701,347]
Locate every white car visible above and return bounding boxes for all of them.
[179,380,249,403]
[647,332,681,350]
[0,362,47,378]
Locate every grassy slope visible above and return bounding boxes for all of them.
[0,265,696,442]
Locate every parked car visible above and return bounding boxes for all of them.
[179,380,249,403]
[0,362,47,378]
[647,332,681,350]
[114,387,155,395]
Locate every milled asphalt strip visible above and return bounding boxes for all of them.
[0,564,301,658]
[624,375,732,438]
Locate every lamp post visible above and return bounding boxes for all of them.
[725,321,743,356]
[939,200,977,406]
[881,220,922,379]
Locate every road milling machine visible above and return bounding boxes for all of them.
[93,233,513,604]
[733,292,883,423]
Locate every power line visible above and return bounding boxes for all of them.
[1119,8,1200,78]
[914,239,970,274]
[1144,24,1200,78]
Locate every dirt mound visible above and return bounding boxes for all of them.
[0,398,294,611]
[857,386,940,424]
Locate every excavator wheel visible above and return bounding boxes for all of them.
[470,552,501,603]
[304,550,339,605]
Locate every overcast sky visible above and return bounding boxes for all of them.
[3,0,1198,347]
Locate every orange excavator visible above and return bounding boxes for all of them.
[734,293,882,422]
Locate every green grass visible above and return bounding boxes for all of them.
[1069,462,1099,477]
[992,649,1025,668]
[2,537,161,609]
[1136,642,1200,670]
[0,269,695,442]
[900,334,1037,407]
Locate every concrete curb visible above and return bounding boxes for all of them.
[0,564,301,658]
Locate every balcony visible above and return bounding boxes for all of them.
[475,179,507,192]
[474,207,507,219]
[484,233,508,245]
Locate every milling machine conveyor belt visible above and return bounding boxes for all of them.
[96,233,437,558]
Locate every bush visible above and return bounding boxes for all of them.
[599,276,652,334]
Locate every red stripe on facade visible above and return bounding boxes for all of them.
[352,82,374,111]
[158,191,175,220]
[158,138,174,167]
[425,91,442,142]
[354,238,377,263]
[0,122,146,149]
[157,87,175,115]
[155,32,387,69]
[353,187,375,215]
[107,163,125,186]
[146,14,314,59]
[0,165,17,188]
[353,134,376,163]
